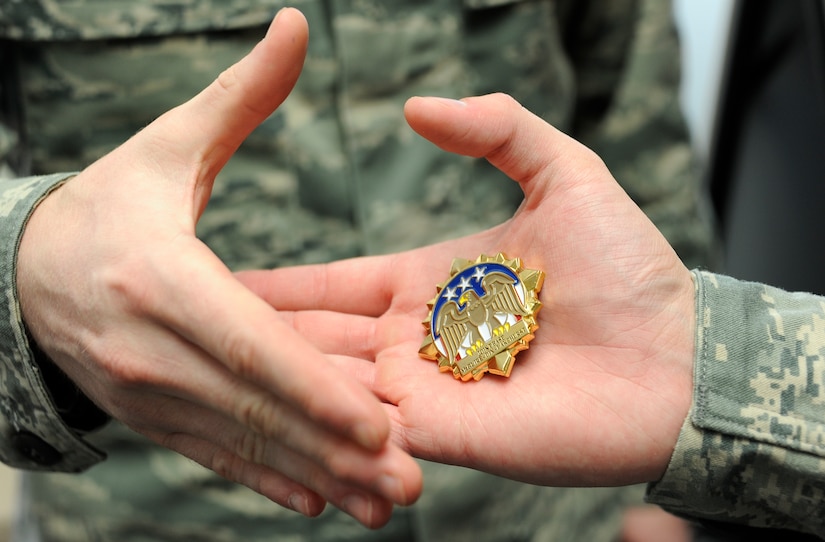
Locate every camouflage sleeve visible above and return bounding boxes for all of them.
[565,0,717,269]
[647,270,825,536]
[0,173,106,472]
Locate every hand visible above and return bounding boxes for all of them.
[17,8,421,528]
[239,93,696,487]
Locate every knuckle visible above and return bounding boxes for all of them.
[210,447,249,485]
[319,444,359,482]
[216,65,240,93]
[232,394,362,484]
[86,338,152,389]
[232,430,270,465]
[220,328,260,380]
[96,255,158,318]
[215,65,270,119]
[491,91,522,112]
[234,392,287,438]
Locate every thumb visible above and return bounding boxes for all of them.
[132,8,309,217]
[403,93,609,201]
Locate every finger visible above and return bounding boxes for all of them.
[403,94,610,199]
[197,383,420,506]
[236,257,394,317]
[163,429,399,528]
[135,8,309,215]
[158,7,306,162]
[198,346,385,459]
[96,234,397,455]
[235,239,473,316]
[243,439,399,529]
[404,93,654,275]
[156,429,328,518]
[276,309,380,359]
[143,248,394,453]
[324,354,381,395]
[141,394,421,509]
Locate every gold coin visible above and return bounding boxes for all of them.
[419,253,544,381]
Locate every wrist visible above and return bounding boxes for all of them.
[648,267,697,481]
[25,326,110,434]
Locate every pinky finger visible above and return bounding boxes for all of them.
[155,430,397,529]
[153,430,326,518]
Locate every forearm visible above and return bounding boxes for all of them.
[648,270,825,536]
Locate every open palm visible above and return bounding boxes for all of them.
[240,93,696,489]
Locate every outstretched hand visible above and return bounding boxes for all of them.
[239,94,696,488]
[17,8,420,528]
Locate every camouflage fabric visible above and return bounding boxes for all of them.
[647,270,825,537]
[1,0,716,540]
[0,128,19,180]
[0,173,107,471]
[0,0,299,40]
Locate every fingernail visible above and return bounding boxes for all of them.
[352,422,382,451]
[267,7,289,35]
[377,474,405,504]
[288,493,308,516]
[432,97,467,107]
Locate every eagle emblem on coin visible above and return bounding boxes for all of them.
[419,254,544,381]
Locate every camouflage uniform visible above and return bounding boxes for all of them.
[0,0,719,540]
[647,270,825,538]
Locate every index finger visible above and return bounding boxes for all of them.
[151,244,393,453]
[236,254,398,317]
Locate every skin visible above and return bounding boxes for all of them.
[239,93,697,488]
[621,506,692,542]
[16,8,422,529]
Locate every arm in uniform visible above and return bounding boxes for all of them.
[649,270,825,537]
[0,30,106,472]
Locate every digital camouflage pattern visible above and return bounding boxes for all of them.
[647,270,825,537]
[0,0,309,40]
[0,175,108,471]
[0,0,722,540]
